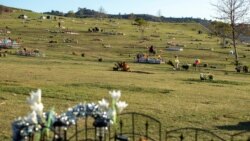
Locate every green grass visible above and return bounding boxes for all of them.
[186,78,249,85]
[0,10,250,140]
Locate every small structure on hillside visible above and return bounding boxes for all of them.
[135,53,165,64]
[166,41,185,51]
[88,27,103,32]
[103,31,125,36]
[235,65,249,73]
[0,29,11,34]
[18,14,28,19]
[166,47,183,51]
[40,16,46,20]
[66,31,79,35]
[0,38,20,49]
[0,51,8,57]
[16,48,43,57]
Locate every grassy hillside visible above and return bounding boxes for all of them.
[0,9,250,140]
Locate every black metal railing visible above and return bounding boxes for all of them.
[19,113,250,141]
[112,112,162,141]
[67,117,96,141]
[230,131,250,141]
[21,112,162,141]
[165,127,226,141]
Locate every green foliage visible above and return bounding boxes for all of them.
[44,10,64,16]
[0,85,34,95]
[134,18,148,27]
[65,83,172,94]
[186,78,249,85]
[210,21,231,36]
[65,10,75,17]
[134,18,148,38]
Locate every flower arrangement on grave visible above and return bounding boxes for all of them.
[12,89,128,141]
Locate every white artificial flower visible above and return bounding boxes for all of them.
[116,101,128,113]
[98,98,109,111]
[27,89,44,116]
[68,108,73,112]
[109,90,121,101]
[107,109,116,124]
[27,89,42,105]
[107,109,113,119]
[26,111,38,124]
[30,102,44,116]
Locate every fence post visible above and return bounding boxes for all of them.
[180,134,184,141]
[195,129,198,141]
[165,132,168,141]
[159,123,162,141]
[75,120,78,141]
[64,128,67,141]
[120,120,123,135]
[145,121,149,140]
[132,113,135,141]
[28,133,33,141]
[231,136,234,141]
[84,117,87,140]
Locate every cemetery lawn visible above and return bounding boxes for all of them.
[0,10,249,140]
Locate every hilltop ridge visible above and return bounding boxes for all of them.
[44,7,211,23]
[0,5,32,13]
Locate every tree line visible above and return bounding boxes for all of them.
[44,7,210,23]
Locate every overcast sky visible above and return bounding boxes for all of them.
[1,0,217,19]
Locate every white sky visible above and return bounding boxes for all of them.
[0,0,217,19]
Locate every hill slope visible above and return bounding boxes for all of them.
[0,7,250,141]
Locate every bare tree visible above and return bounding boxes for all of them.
[65,10,75,17]
[128,13,135,20]
[212,0,250,67]
[135,18,148,39]
[0,5,3,15]
[157,9,162,22]
[98,6,106,19]
[210,21,231,47]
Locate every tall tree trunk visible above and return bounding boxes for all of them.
[231,25,239,66]
[222,36,226,47]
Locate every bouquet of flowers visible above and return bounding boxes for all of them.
[12,89,128,141]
